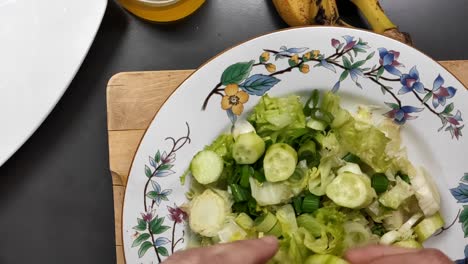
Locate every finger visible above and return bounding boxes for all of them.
[164,236,279,264]
[368,249,452,264]
[345,245,418,264]
[209,236,279,264]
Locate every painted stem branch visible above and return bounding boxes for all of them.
[368,77,402,107]
[412,90,440,116]
[171,221,177,253]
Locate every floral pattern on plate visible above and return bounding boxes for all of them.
[202,35,464,139]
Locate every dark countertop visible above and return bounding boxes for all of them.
[0,0,466,263]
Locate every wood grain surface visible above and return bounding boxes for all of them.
[107,61,468,263]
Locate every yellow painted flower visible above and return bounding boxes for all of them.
[260,51,270,62]
[291,54,299,64]
[303,52,312,60]
[265,63,276,73]
[300,64,310,73]
[221,84,249,115]
[312,50,320,58]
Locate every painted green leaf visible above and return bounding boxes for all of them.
[461,173,468,184]
[146,191,158,200]
[339,70,349,81]
[351,60,366,69]
[423,92,433,104]
[159,164,174,171]
[155,150,161,163]
[150,216,164,231]
[132,233,150,248]
[157,246,169,257]
[376,67,385,81]
[133,218,147,231]
[342,56,351,68]
[145,165,152,178]
[366,51,375,60]
[380,86,387,95]
[153,225,171,235]
[138,241,153,258]
[443,103,454,114]
[220,60,254,85]
[460,206,468,237]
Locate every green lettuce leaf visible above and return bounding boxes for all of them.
[248,94,306,137]
[276,204,298,236]
[205,134,234,161]
[321,92,392,172]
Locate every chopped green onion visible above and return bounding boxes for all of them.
[302,193,320,213]
[232,202,247,214]
[397,172,411,184]
[292,196,303,215]
[235,213,254,230]
[266,221,283,237]
[240,165,253,188]
[230,184,250,202]
[298,141,320,167]
[372,173,389,194]
[303,90,320,116]
[253,170,266,183]
[247,198,259,216]
[254,212,278,233]
[228,166,241,185]
[342,153,362,163]
[371,223,386,236]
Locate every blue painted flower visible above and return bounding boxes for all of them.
[432,74,457,108]
[342,35,369,52]
[384,103,424,124]
[378,48,403,76]
[150,181,172,206]
[398,66,425,94]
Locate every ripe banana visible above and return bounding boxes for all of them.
[350,0,412,45]
[271,0,412,45]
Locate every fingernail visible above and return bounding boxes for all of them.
[260,236,278,246]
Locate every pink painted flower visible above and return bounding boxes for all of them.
[141,207,156,223]
[167,204,187,224]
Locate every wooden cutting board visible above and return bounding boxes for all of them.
[107,61,468,263]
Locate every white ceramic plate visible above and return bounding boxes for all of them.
[123,27,468,263]
[0,0,107,166]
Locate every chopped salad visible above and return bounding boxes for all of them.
[184,91,444,263]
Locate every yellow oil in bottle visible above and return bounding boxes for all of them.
[118,0,205,23]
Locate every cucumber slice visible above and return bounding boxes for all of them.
[189,189,228,237]
[263,143,298,182]
[190,150,224,184]
[305,254,349,264]
[232,119,256,140]
[326,172,376,209]
[232,132,265,164]
[414,212,445,242]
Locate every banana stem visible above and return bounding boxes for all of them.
[350,0,396,33]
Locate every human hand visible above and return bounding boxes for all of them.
[345,245,452,264]
[162,236,279,264]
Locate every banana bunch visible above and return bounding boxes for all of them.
[272,0,412,45]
